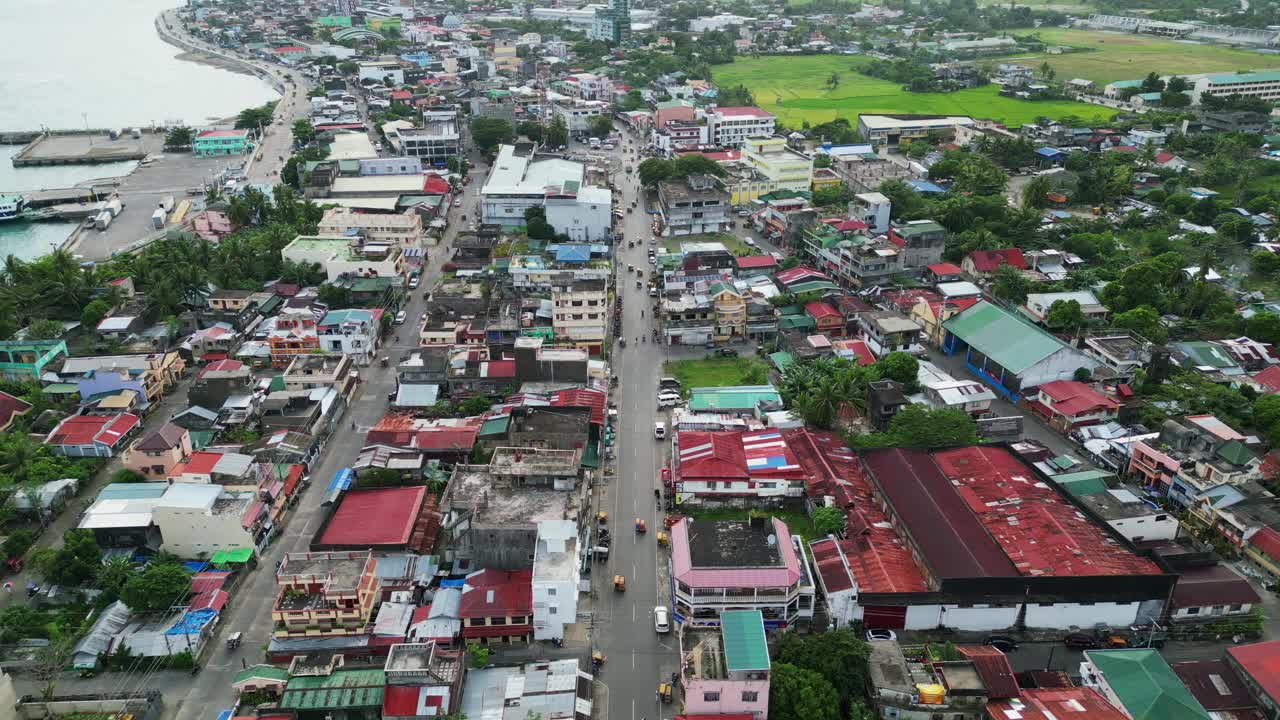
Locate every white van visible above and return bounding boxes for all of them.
[657,392,681,408]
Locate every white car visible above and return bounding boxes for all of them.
[654,606,671,633]
[654,422,666,440]
[453,198,462,207]
[866,629,897,642]
[408,276,420,290]
[394,310,407,325]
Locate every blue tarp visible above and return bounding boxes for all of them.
[555,245,593,263]
[183,561,209,574]
[166,608,217,636]
[1035,147,1066,159]
[907,179,945,194]
[440,578,466,588]
[327,467,354,494]
[216,710,234,720]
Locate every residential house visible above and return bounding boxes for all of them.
[459,568,533,645]
[942,301,1101,401]
[552,279,607,354]
[687,385,783,417]
[1022,291,1108,325]
[804,302,844,338]
[0,340,68,381]
[858,311,924,357]
[318,208,423,248]
[268,308,321,369]
[272,551,379,638]
[1080,649,1211,720]
[1028,380,1121,431]
[278,665,387,719]
[961,248,1027,278]
[868,640,992,720]
[680,610,771,720]
[382,642,465,719]
[283,353,355,393]
[190,359,253,410]
[1053,469,1179,543]
[671,517,815,629]
[1226,640,1280,720]
[459,659,593,720]
[1084,333,1153,380]
[1246,526,1280,583]
[1168,565,1260,624]
[317,308,381,366]
[741,136,813,196]
[280,235,406,283]
[45,413,140,457]
[151,484,264,558]
[530,520,580,642]
[1127,414,1262,509]
[124,422,193,479]
[886,220,947,270]
[0,391,33,432]
[911,296,979,347]
[915,361,996,416]
[58,352,185,411]
[710,282,747,340]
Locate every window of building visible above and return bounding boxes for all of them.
[703,692,720,702]
[742,691,758,702]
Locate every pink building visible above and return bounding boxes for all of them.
[1127,440,1180,491]
[680,610,770,720]
[1027,380,1120,432]
[655,103,696,130]
[124,422,193,479]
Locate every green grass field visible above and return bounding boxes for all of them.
[1007,27,1280,85]
[712,55,1113,127]
[664,356,769,391]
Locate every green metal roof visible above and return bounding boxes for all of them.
[1216,439,1256,466]
[211,547,254,564]
[943,301,1077,374]
[41,383,80,394]
[688,385,781,411]
[721,610,770,672]
[1086,650,1210,720]
[775,304,805,316]
[777,315,816,331]
[269,375,286,392]
[1207,70,1280,84]
[769,351,796,371]
[1175,341,1238,370]
[280,668,386,710]
[234,664,289,686]
[480,415,511,437]
[786,280,840,294]
[189,430,216,450]
[1054,469,1113,496]
[1110,79,1144,88]
[894,220,945,236]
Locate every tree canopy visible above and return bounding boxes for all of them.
[768,663,842,720]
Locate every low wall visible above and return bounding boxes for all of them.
[17,691,162,720]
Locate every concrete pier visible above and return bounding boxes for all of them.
[9,131,165,167]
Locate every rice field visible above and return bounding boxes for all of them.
[712,55,1114,127]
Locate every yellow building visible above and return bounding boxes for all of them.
[710,281,746,339]
[742,137,813,194]
[721,165,773,206]
[811,167,842,192]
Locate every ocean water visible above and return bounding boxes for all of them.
[0,0,278,260]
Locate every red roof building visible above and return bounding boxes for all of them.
[774,266,830,286]
[314,486,429,550]
[1027,380,1120,430]
[0,391,33,432]
[674,429,815,500]
[1227,641,1280,716]
[962,248,1027,275]
[985,688,1128,720]
[735,254,778,272]
[1170,659,1261,717]
[1252,365,1280,393]
[365,414,481,458]
[45,413,140,457]
[956,645,1019,699]
[422,174,451,195]
[459,569,533,643]
[831,339,876,366]
[927,262,964,281]
[1248,526,1280,577]
[1170,564,1261,620]
[804,301,844,336]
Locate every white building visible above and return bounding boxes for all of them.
[357,60,406,85]
[852,192,891,234]
[359,157,423,175]
[318,308,382,366]
[281,235,406,282]
[706,106,776,147]
[560,73,613,102]
[1193,70,1280,105]
[318,208,423,248]
[857,115,976,146]
[551,99,609,133]
[689,13,751,31]
[531,520,581,641]
[481,144,611,240]
[152,484,261,558]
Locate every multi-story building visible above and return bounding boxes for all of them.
[551,99,609,133]
[857,114,976,146]
[1080,650,1211,720]
[672,517,815,629]
[57,352,185,410]
[558,73,613,102]
[268,308,320,369]
[657,175,730,237]
[589,0,631,43]
[152,484,263,558]
[281,235,407,282]
[317,308,381,366]
[272,551,379,638]
[680,610,771,720]
[491,39,520,76]
[709,281,746,340]
[858,311,925,357]
[0,340,67,381]
[358,60,406,84]
[391,119,461,167]
[481,144,611,241]
[1193,70,1280,105]
[851,192,891,234]
[886,220,946,270]
[283,352,356,395]
[124,422,193,479]
[552,279,607,354]
[459,568,534,645]
[317,210,423,249]
[531,520,580,642]
[741,137,812,195]
[193,129,251,157]
[811,228,903,290]
[706,107,776,147]
[1126,414,1262,506]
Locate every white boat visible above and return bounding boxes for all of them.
[0,194,25,222]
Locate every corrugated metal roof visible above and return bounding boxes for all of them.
[280,668,386,710]
[1086,650,1211,720]
[944,301,1077,374]
[721,610,770,672]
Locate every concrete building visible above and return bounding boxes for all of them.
[45,413,140,458]
[318,209,424,248]
[0,339,67,381]
[152,483,262,558]
[124,422,193,479]
[531,520,581,642]
[742,137,813,196]
[589,0,631,43]
[868,640,992,719]
[852,192,891,234]
[1053,470,1179,543]
[58,352,185,410]
[886,220,947,270]
[707,106,776,147]
[388,119,461,167]
[671,517,815,629]
[551,99,609,133]
[317,308,382,366]
[858,311,925,357]
[267,307,320,369]
[1193,70,1280,105]
[1226,640,1280,720]
[552,279,607,354]
[193,129,251,157]
[680,610,771,720]
[281,234,407,282]
[857,114,976,146]
[481,144,612,241]
[358,60,405,84]
[657,175,730,237]
[272,551,380,638]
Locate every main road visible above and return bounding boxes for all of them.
[593,127,680,720]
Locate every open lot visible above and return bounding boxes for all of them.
[712,55,1113,127]
[1006,27,1280,85]
[680,506,816,542]
[664,356,769,390]
[659,231,755,255]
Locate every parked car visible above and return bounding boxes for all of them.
[717,348,738,357]
[394,310,407,325]
[657,392,682,408]
[408,276,419,290]
[654,606,670,633]
[985,635,1019,652]
[866,629,897,642]
[659,377,681,390]
[1064,633,1099,650]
